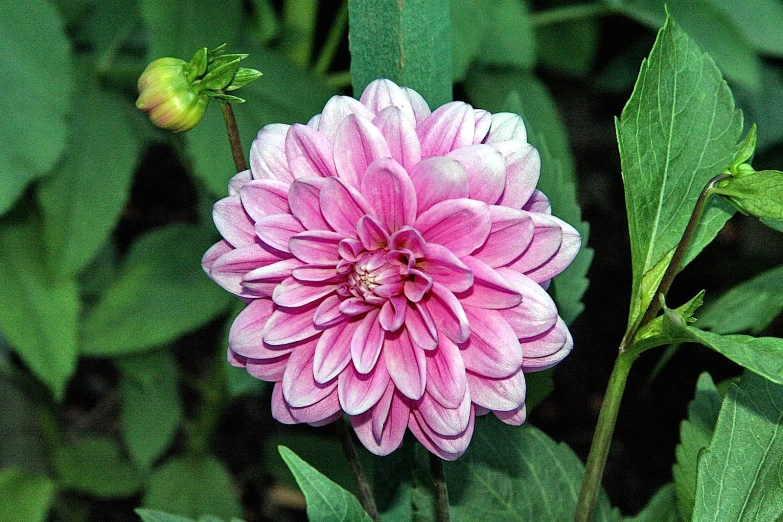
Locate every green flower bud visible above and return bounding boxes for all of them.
[136,57,209,133]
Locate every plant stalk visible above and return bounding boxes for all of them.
[530,3,610,28]
[219,101,247,173]
[339,419,380,521]
[314,1,348,76]
[430,453,451,522]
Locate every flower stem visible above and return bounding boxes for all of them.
[314,1,348,76]
[339,419,380,521]
[430,454,451,522]
[530,3,610,28]
[219,100,247,173]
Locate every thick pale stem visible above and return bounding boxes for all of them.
[219,101,247,173]
[339,419,380,522]
[430,453,451,522]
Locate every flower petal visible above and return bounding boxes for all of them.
[202,240,232,273]
[291,264,342,283]
[288,230,343,264]
[384,328,426,400]
[495,141,540,209]
[288,177,331,231]
[402,87,432,125]
[473,109,491,144]
[416,389,471,436]
[249,124,293,182]
[314,319,359,383]
[271,382,298,424]
[339,357,391,415]
[360,79,417,122]
[409,157,469,215]
[426,335,467,408]
[263,302,321,345]
[494,403,527,426]
[245,354,289,381]
[208,243,288,297]
[484,112,527,144]
[523,217,581,283]
[283,338,337,407]
[496,268,559,338]
[356,215,391,251]
[333,114,391,188]
[320,177,374,235]
[289,389,343,426]
[213,196,256,247]
[471,206,534,267]
[242,258,303,296]
[240,179,290,221]
[505,213,563,273]
[460,306,523,378]
[373,106,422,170]
[447,144,506,205]
[419,243,473,293]
[351,383,409,456]
[229,299,286,359]
[425,283,470,344]
[456,256,522,310]
[406,302,438,351]
[418,102,475,158]
[408,405,474,460]
[522,189,551,214]
[285,123,336,177]
[272,277,336,308]
[520,317,573,371]
[351,309,385,373]
[317,95,375,141]
[361,158,417,234]
[415,199,491,257]
[313,295,344,327]
[255,214,305,253]
[379,295,407,332]
[466,367,526,411]
[228,170,252,195]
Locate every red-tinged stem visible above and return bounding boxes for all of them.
[219,101,247,173]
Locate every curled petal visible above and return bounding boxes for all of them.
[314,319,359,383]
[473,109,492,144]
[408,405,474,461]
[339,357,391,415]
[471,206,535,268]
[291,264,343,283]
[271,382,298,424]
[213,196,256,247]
[361,158,417,234]
[288,177,330,231]
[416,390,471,437]
[249,124,293,182]
[208,243,288,297]
[351,309,385,373]
[320,177,374,236]
[202,240,232,273]
[228,170,252,195]
[419,243,473,293]
[374,106,422,170]
[379,295,407,332]
[495,403,527,426]
[230,299,283,359]
[339,297,375,316]
[425,283,470,344]
[495,141,541,209]
[283,338,337,407]
[313,295,344,327]
[317,95,375,141]
[418,102,475,158]
[522,189,551,214]
[242,258,303,297]
[351,383,409,456]
[467,367,526,411]
[285,123,336,178]
[289,230,343,264]
[255,214,305,253]
[403,269,433,302]
[240,179,290,222]
[456,256,522,310]
[460,306,523,378]
[484,112,527,144]
[496,268,558,338]
[415,199,491,257]
[524,217,581,283]
[425,335,467,408]
[384,328,426,400]
[505,213,563,273]
[402,87,432,125]
[333,114,391,188]
[520,317,573,371]
[356,215,391,251]
[289,389,343,426]
[246,354,289,381]
[406,302,438,351]
[361,79,417,123]
[447,144,506,205]
[409,157,469,214]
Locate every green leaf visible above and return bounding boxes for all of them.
[623,483,677,522]
[143,455,241,520]
[698,263,783,335]
[450,0,490,81]
[136,509,195,522]
[693,371,783,521]
[715,170,783,220]
[0,468,55,522]
[446,417,620,521]
[0,376,47,472]
[0,0,73,215]
[278,445,372,522]
[536,18,598,77]
[727,124,757,173]
[713,0,783,57]
[264,430,355,492]
[616,15,743,332]
[186,45,335,196]
[37,74,140,280]
[762,218,783,233]
[55,436,144,498]
[476,0,536,70]
[79,225,232,356]
[118,350,183,468]
[0,221,79,400]
[672,373,722,521]
[349,0,452,108]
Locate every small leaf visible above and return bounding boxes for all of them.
[727,123,757,174]
[55,436,144,498]
[136,508,195,522]
[349,0,452,108]
[79,225,232,356]
[278,446,372,522]
[715,170,783,220]
[143,456,241,520]
[624,483,677,522]
[198,58,242,91]
[225,67,263,91]
[0,468,55,522]
[693,371,783,521]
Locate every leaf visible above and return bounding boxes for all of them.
[693,371,783,521]
[348,0,452,108]
[118,350,183,468]
[476,0,536,70]
[623,483,677,522]
[54,436,144,498]
[264,432,354,492]
[278,445,372,522]
[715,170,783,220]
[697,263,783,335]
[0,221,80,400]
[672,373,722,521]
[450,0,490,81]
[616,15,743,332]
[536,18,598,77]
[0,468,55,522]
[37,72,140,280]
[446,417,620,521]
[0,376,47,472]
[0,0,73,215]
[143,455,241,520]
[712,0,783,57]
[186,44,335,197]
[136,509,195,522]
[734,63,783,152]
[79,225,233,356]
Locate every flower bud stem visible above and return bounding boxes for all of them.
[219,100,248,173]
[574,173,732,522]
[430,453,451,522]
[338,419,380,521]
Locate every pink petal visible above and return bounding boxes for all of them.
[494,404,527,426]
[229,299,284,359]
[208,243,287,297]
[351,383,409,456]
[249,124,293,182]
[425,335,467,408]
[339,297,376,316]
[240,179,290,221]
[520,317,573,371]
[246,354,289,381]
[418,102,475,158]
[373,106,422,170]
[314,319,359,383]
[496,268,558,338]
[361,158,417,234]
[320,177,374,236]
[255,214,305,253]
[456,256,522,309]
[333,114,391,188]
[484,112,527,144]
[356,215,391,251]
[522,189,551,214]
[228,170,252,195]
[409,157,469,215]
[227,348,246,368]
[406,302,438,351]
[408,406,474,461]
[495,141,540,209]
[384,328,427,400]
[403,269,433,303]
[351,309,385,373]
[460,306,523,378]
[317,95,376,141]
[242,258,302,297]
[473,109,491,144]
[471,206,535,267]
[213,196,256,247]
[285,123,336,178]
[447,144,506,205]
[415,199,492,257]
[523,217,581,283]
[313,295,345,327]
[466,367,526,411]
[289,177,331,231]
[425,283,470,344]
[416,389,471,436]
[401,87,432,125]
[262,302,321,345]
[292,264,342,283]
[272,277,336,308]
[419,243,473,293]
[202,240,232,273]
[271,382,299,424]
[505,213,563,273]
[389,227,426,256]
[360,79,417,123]
[289,389,343,425]
[282,338,337,407]
[288,230,343,264]
[339,357,391,415]
[379,296,407,332]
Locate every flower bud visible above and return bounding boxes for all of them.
[136,57,209,133]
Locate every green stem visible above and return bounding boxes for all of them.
[314,1,348,76]
[339,419,379,522]
[219,101,247,173]
[326,70,353,89]
[430,454,451,522]
[530,3,610,28]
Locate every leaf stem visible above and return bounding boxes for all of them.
[338,419,380,521]
[430,453,451,522]
[530,4,610,28]
[314,1,348,76]
[219,101,247,173]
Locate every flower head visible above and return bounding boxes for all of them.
[136,57,209,133]
[203,79,580,459]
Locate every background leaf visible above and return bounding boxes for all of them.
[623,483,677,522]
[278,445,372,522]
[136,509,195,522]
[348,0,452,107]
[712,0,783,57]
[693,371,783,521]
[0,0,73,215]
[79,224,232,356]
[616,15,742,331]
[0,468,55,522]
[536,17,598,77]
[55,436,144,498]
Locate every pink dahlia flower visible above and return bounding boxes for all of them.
[203,79,580,460]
